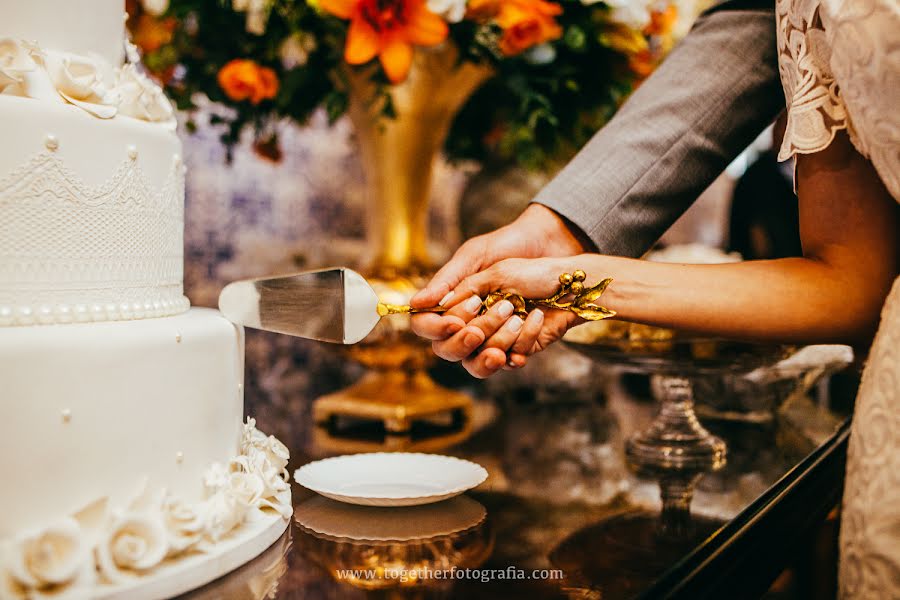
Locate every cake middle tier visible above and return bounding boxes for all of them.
[0,95,188,326]
[0,308,244,538]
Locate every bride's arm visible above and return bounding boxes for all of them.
[595,131,898,344]
[428,131,897,376]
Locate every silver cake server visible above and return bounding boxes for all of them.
[217,268,446,344]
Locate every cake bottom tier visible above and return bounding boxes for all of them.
[0,308,244,536]
[0,308,292,599]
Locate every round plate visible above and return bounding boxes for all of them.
[293,452,488,506]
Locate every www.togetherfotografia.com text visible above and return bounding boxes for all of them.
[336,565,566,584]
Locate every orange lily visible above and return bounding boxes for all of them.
[319,0,448,83]
[494,0,563,57]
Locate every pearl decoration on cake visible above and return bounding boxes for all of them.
[37,305,54,324]
[44,134,59,151]
[17,306,34,325]
[56,305,72,323]
[74,304,89,322]
[127,145,138,160]
[0,296,190,326]
[61,409,72,423]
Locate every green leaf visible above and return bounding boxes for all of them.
[324,90,348,123]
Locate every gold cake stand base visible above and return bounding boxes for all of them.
[313,370,473,434]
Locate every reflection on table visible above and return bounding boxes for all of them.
[185,342,853,599]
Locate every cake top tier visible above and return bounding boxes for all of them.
[3,0,125,67]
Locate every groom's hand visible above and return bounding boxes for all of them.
[410,203,590,364]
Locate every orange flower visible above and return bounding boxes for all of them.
[494,0,563,57]
[628,49,655,78]
[644,4,678,37]
[318,0,448,84]
[131,15,176,53]
[217,59,280,104]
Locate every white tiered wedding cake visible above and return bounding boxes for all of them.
[0,2,291,599]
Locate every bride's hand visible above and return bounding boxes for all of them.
[412,257,586,378]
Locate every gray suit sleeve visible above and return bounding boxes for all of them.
[532,0,782,257]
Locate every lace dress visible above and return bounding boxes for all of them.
[776,0,900,597]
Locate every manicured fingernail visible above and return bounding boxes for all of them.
[496,300,514,318]
[507,359,519,368]
[438,291,455,306]
[464,295,482,313]
[447,322,463,335]
[464,331,482,347]
[507,315,523,332]
[532,309,544,325]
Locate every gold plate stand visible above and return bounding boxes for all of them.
[313,370,473,434]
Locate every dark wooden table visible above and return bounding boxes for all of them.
[180,343,853,600]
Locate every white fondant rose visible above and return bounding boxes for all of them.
[229,472,266,508]
[264,436,290,474]
[96,513,168,582]
[201,491,246,542]
[42,51,118,118]
[162,497,205,555]
[116,64,175,126]
[0,38,36,93]
[241,418,290,475]
[203,461,232,494]
[4,518,91,589]
[240,417,267,453]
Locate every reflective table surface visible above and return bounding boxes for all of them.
[180,343,855,600]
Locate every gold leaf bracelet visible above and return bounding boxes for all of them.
[378,270,616,321]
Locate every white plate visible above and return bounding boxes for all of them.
[293,452,488,506]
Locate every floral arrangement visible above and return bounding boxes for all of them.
[0,418,290,599]
[129,0,680,166]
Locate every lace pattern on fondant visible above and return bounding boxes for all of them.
[0,148,188,325]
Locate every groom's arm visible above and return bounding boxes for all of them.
[533,0,782,258]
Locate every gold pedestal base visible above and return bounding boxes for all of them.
[313,370,473,434]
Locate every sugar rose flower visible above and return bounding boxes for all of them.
[0,38,36,93]
[116,64,175,124]
[4,517,91,589]
[229,472,266,509]
[494,0,563,57]
[41,51,118,118]
[217,59,279,105]
[204,461,233,494]
[96,513,169,583]
[202,490,246,542]
[162,497,205,555]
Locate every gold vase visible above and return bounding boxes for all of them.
[312,44,494,433]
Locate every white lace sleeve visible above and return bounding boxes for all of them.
[776,0,900,202]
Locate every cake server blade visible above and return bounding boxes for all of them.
[218,268,382,344]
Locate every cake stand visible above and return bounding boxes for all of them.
[564,339,792,472]
[552,340,792,594]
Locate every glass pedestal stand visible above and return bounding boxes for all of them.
[626,375,727,473]
[551,341,793,595]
